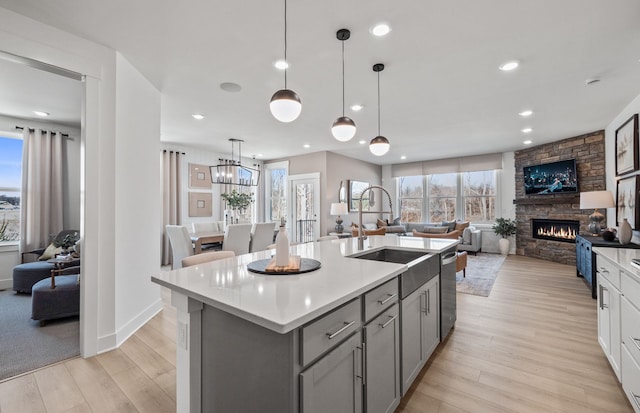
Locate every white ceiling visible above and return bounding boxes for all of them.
[1,0,640,165]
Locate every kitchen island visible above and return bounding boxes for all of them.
[152,235,458,413]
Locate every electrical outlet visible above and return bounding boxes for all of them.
[177,321,188,350]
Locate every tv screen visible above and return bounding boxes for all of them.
[523,159,578,195]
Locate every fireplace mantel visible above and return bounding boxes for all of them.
[513,195,580,205]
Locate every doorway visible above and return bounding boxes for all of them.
[288,173,320,243]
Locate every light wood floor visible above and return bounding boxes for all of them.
[0,255,633,413]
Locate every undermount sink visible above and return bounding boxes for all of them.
[349,248,428,265]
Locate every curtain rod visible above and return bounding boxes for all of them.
[162,149,186,155]
[15,126,69,138]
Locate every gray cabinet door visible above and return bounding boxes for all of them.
[401,286,425,395]
[364,303,400,413]
[300,332,363,413]
[423,277,440,361]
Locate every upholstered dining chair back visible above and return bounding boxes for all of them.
[222,224,253,256]
[166,225,194,269]
[192,221,223,233]
[182,251,235,268]
[250,222,277,252]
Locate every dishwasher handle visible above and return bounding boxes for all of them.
[441,251,457,265]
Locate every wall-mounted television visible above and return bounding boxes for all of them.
[523,159,578,195]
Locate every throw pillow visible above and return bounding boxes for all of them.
[455,221,470,232]
[462,227,472,244]
[38,243,62,261]
[364,223,377,230]
[391,217,401,226]
[441,220,457,233]
[423,226,449,234]
[376,218,388,228]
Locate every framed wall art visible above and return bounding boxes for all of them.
[616,175,639,229]
[189,163,212,189]
[348,180,371,212]
[615,114,638,176]
[188,192,212,217]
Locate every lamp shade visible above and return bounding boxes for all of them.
[330,202,348,216]
[369,135,390,156]
[331,117,356,141]
[580,190,614,209]
[270,89,302,122]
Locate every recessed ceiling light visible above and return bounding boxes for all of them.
[192,114,205,120]
[523,140,533,145]
[521,127,533,133]
[359,140,366,145]
[257,154,263,157]
[303,144,310,148]
[371,23,391,37]
[401,155,407,160]
[351,104,363,111]
[220,82,242,92]
[274,60,289,70]
[499,61,519,71]
[33,111,49,117]
[519,110,533,117]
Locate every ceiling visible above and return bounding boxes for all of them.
[1,0,640,165]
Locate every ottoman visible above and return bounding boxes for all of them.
[31,275,80,326]
[12,261,55,293]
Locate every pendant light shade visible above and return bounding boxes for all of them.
[332,116,356,141]
[332,29,356,141]
[270,0,301,122]
[369,135,390,156]
[270,89,302,123]
[369,63,390,156]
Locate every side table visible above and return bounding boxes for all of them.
[46,256,80,288]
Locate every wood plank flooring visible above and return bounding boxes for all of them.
[0,255,633,413]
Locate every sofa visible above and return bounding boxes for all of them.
[406,220,482,254]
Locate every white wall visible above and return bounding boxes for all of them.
[113,53,162,345]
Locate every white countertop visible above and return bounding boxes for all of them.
[152,235,458,334]
[593,247,640,282]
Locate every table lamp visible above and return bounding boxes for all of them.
[580,190,615,235]
[330,202,348,233]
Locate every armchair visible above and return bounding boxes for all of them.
[457,226,482,254]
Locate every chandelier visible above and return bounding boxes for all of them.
[211,139,261,187]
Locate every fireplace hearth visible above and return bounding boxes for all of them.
[532,219,579,243]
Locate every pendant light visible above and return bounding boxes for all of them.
[269,0,301,123]
[331,29,356,142]
[369,63,390,156]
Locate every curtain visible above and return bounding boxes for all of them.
[161,150,183,265]
[19,129,64,253]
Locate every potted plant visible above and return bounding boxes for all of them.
[53,231,80,256]
[492,217,517,255]
[221,190,254,224]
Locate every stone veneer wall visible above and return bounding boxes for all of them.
[514,130,605,265]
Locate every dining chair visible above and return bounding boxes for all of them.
[192,221,224,250]
[166,225,194,269]
[182,251,235,268]
[317,235,339,242]
[250,222,277,252]
[222,224,253,256]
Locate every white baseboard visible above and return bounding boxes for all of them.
[0,278,12,290]
[97,298,164,354]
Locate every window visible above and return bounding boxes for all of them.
[396,169,498,224]
[398,175,423,222]
[0,135,23,242]
[265,161,288,222]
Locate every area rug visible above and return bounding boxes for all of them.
[456,253,506,297]
[0,289,79,381]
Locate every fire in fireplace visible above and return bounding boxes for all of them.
[532,219,579,243]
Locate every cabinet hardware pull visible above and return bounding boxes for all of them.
[378,293,397,305]
[632,337,640,352]
[427,289,430,315]
[380,314,398,329]
[632,393,640,411]
[327,320,355,339]
[599,284,608,309]
[361,342,366,385]
[421,291,428,314]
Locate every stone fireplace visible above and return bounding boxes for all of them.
[531,219,579,243]
[514,130,605,265]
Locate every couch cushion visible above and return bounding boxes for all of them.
[423,226,449,234]
[462,227,472,244]
[455,221,471,232]
[376,218,388,228]
[441,220,457,233]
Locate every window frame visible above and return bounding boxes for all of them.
[264,161,289,223]
[0,132,24,243]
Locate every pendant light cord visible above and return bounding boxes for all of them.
[341,41,345,117]
[284,0,288,89]
[377,71,381,135]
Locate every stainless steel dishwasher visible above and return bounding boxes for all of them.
[440,247,458,339]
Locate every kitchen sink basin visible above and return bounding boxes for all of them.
[350,248,428,265]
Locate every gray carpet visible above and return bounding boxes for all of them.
[456,253,506,297]
[0,289,79,381]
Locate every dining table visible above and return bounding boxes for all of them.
[190,231,225,254]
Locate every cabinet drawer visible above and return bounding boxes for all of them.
[622,296,640,367]
[301,298,362,367]
[363,278,399,322]
[623,271,640,311]
[621,345,640,413]
[596,255,621,289]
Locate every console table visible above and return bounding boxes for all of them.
[575,234,640,299]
